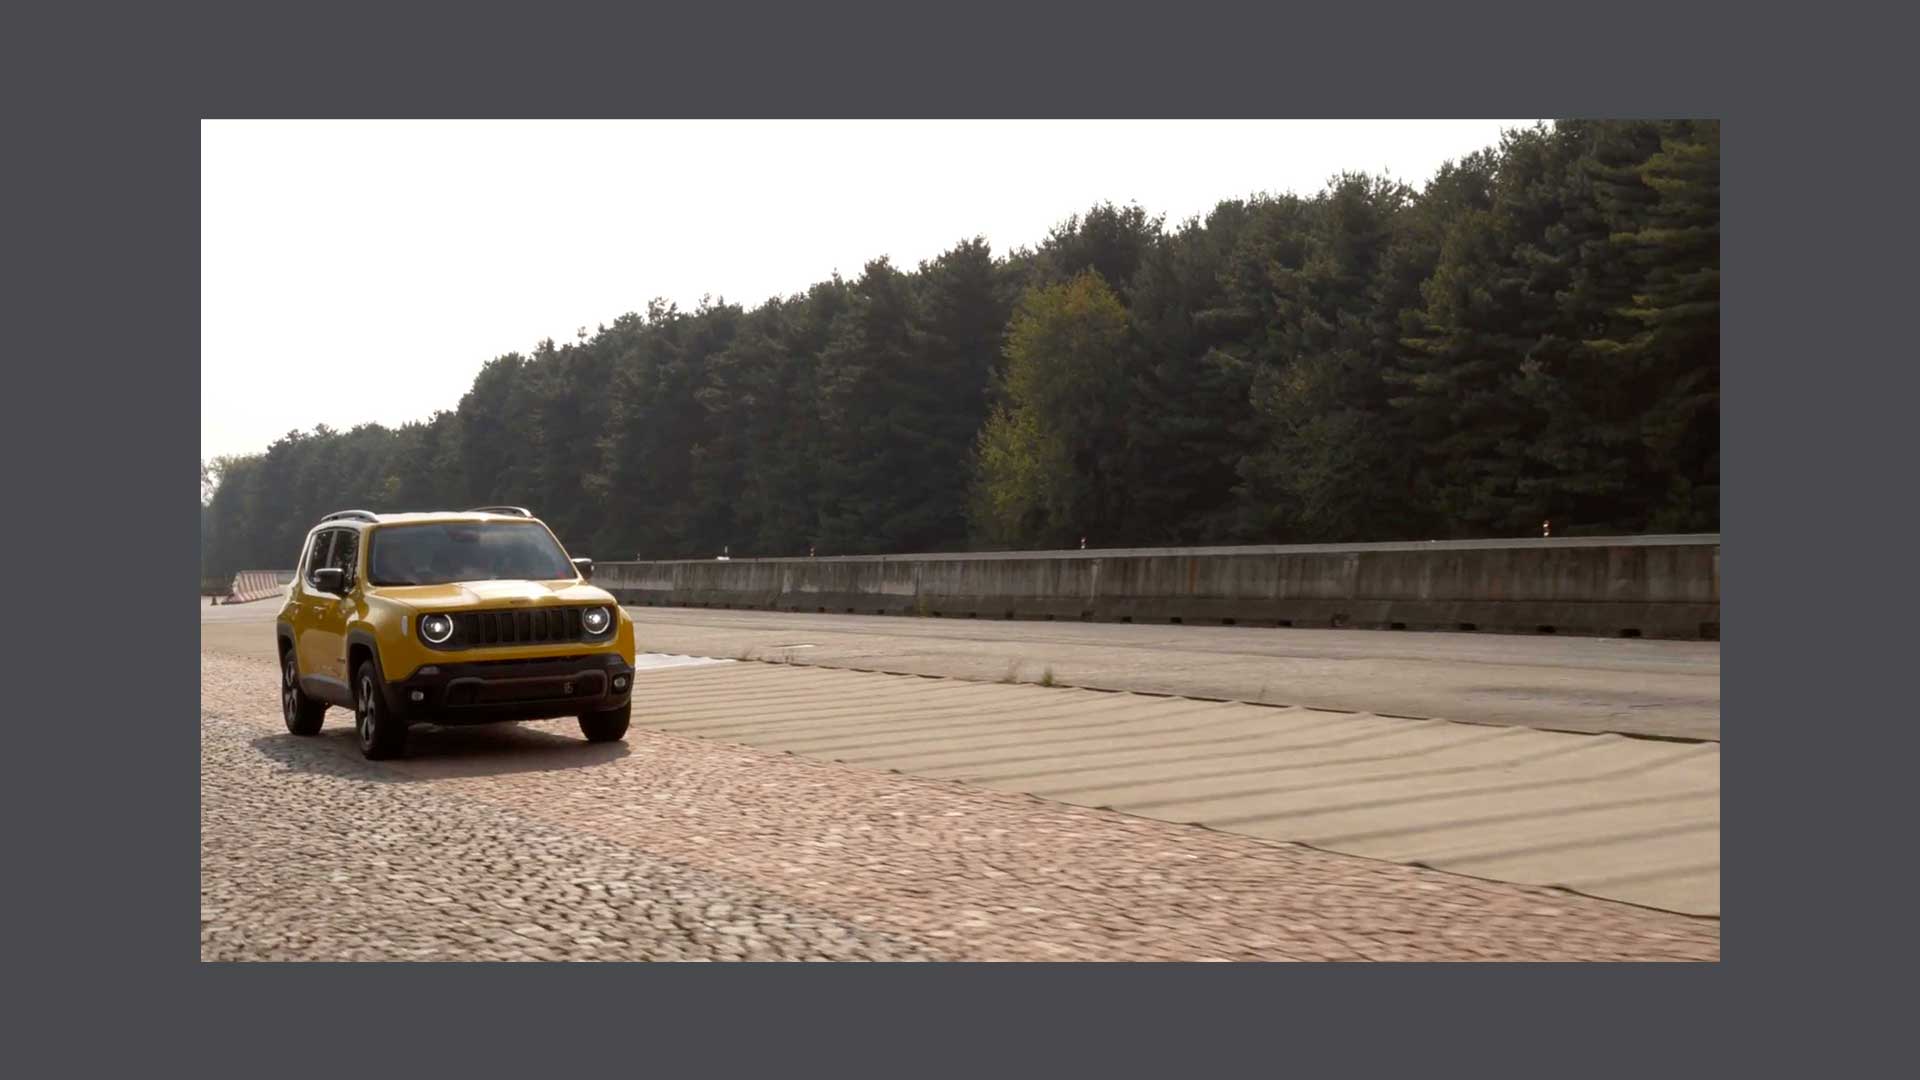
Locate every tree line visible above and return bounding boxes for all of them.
[202,120,1718,578]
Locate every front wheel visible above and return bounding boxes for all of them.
[578,703,631,743]
[354,661,408,760]
[282,649,326,736]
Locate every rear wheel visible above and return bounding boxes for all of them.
[578,702,631,743]
[354,661,408,760]
[281,649,325,736]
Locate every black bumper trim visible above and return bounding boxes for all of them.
[387,653,633,726]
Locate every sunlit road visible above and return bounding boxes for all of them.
[619,606,1722,741]
[200,598,1718,960]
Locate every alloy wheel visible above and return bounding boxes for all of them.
[356,672,378,753]
[282,654,299,724]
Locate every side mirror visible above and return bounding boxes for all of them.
[311,567,346,595]
[571,557,594,579]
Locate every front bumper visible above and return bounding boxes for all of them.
[385,653,634,726]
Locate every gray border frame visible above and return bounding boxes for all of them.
[20,0,1912,1070]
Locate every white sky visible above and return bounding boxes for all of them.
[201,119,1534,462]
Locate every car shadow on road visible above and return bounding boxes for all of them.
[250,722,631,783]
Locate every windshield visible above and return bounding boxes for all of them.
[368,523,575,586]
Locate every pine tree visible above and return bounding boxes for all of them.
[912,238,1011,549]
[1237,174,1432,541]
[1506,120,1669,531]
[1031,202,1163,303]
[815,259,926,553]
[1598,120,1720,529]
[1395,125,1606,535]
[1121,200,1262,543]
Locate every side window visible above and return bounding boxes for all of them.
[303,530,336,588]
[329,528,360,588]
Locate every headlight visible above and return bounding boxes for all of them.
[582,606,612,635]
[420,613,454,644]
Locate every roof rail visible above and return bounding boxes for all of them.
[466,505,533,517]
[319,509,379,524]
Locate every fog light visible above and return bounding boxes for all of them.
[410,690,425,702]
[613,676,627,689]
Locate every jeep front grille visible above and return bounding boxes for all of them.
[448,607,587,648]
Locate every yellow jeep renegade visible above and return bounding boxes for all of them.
[276,507,636,759]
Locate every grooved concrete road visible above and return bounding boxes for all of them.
[628,663,1720,915]
[619,607,1722,741]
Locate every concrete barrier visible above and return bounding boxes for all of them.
[596,535,1721,640]
[224,570,295,605]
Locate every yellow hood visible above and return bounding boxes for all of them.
[374,578,616,610]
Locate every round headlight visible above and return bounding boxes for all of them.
[582,606,612,634]
[420,613,454,644]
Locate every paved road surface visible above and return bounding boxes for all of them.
[621,607,1721,741]
[626,662,1719,915]
[202,651,1715,960]
[202,599,1717,957]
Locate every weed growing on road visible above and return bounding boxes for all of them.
[1040,667,1056,687]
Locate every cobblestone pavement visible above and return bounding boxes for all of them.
[202,652,1719,961]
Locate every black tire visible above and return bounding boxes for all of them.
[353,660,408,760]
[281,648,326,736]
[578,702,631,743]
